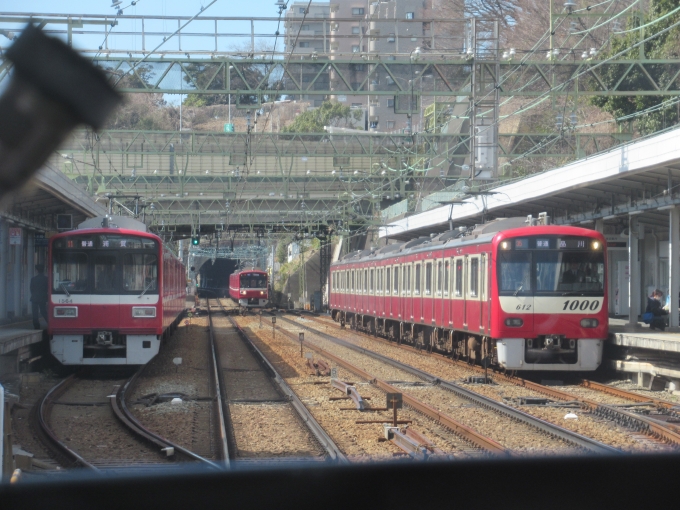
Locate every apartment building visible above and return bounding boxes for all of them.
[285,0,432,131]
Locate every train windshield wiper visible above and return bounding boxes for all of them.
[60,283,71,297]
[138,280,155,298]
[513,284,523,297]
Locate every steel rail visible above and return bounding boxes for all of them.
[579,379,680,410]
[310,316,680,449]
[37,374,100,472]
[221,307,348,464]
[113,369,223,469]
[206,300,232,466]
[282,316,621,455]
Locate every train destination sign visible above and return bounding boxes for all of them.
[54,236,158,250]
[506,237,595,250]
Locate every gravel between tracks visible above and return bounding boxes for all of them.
[236,315,584,456]
[229,313,484,460]
[298,316,673,453]
[129,315,216,458]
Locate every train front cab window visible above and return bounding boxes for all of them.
[52,252,88,293]
[94,255,117,293]
[123,254,158,293]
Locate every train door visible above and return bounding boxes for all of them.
[443,258,452,326]
[403,263,413,321]
[413,262,422,323]
[362,267,368,314]
[385,266,392,318]
[465,255,481,332]
[377,267,384,318]
[369,267,375,316]
[423,260,433,323]
[434,259,444,325]
[452,257,464,329]
[393,264,401,320]
[480,253,490,335]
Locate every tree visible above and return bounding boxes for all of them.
[590,1,680,135]
[282,100,363,133]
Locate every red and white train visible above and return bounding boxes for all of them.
[48,216,186,365]
[229,268,269,311]
[329,218,607,371]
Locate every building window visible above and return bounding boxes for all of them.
[352,45,360,53]
[352,7,365,15]
[301,25,310,31]
[387,121,395,129]
[299,7,306,13]
[387,98,394,107]
[406,12,414,19]
[351,103,363,108]
[352,26,361,34]
[299,41,310,48]
[388,33,395,42]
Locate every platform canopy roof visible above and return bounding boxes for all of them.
[381,127,680,240]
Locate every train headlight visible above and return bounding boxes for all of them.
[591,241,601,250]
[54,306,78,318]
[500,241,510,250]
[260,291,265,295]
[580,318,599,328]
[241,290,247,295]
[132,307,156,318]
[504,318,523,327]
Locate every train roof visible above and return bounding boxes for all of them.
[234,268,267,274]
[333,218,603,267]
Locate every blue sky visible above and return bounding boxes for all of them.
[2,0,291,102]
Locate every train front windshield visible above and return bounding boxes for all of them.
[240,273,266,289]
[52,235,159,294]
[498,236,605,296]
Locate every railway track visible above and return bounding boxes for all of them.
[266,315,620,456]
[209,299,346,464]
[36,370,218,471]
[307,314,680,452]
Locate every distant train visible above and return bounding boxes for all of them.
[329,218,607,372]
[48,216,186,365]
[229,268,269,311]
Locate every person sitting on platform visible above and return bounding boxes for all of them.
[645,289,668,331]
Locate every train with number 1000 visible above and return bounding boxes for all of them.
[48,216,186,365]
[329,218,607,372]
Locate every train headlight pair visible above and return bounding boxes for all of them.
[132,307,156,318]
[580,318,599,328]
[54,306,77,318]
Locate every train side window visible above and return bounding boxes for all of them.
[404,265,410,295]
[414,264,421,296]
[436,260,443,296]
[364,269,368,294]
[469,257,479,298]
[444,260,450,297]
[425,262,432,296]
[385,268,391,296]
[369,268,374,294]
[481,254,487,301]
[352,270,355,292]
[455,259,463,297]
[378,268,383,295]
[393,266,399,295]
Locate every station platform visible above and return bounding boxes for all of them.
[609,318,680,353]
[607,318,680,390]
[0,322,44,375]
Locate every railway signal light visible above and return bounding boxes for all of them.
[191,236,199,246]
